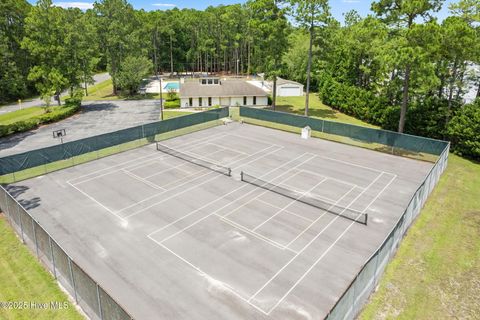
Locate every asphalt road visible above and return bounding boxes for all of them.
[0,73,111,114]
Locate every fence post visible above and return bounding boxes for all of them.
[68,258,78,303]
[2,190,12,226]
[32,218,39,259]
[96,284,103,320]
[17,206,25,243]
[49,237,57,279]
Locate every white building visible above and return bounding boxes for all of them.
[180,78,269,108]
[275,77,304,97]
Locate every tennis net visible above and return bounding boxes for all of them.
[240,172,368,225]
[156,143,232,176]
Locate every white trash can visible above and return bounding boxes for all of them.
[301,126,311,139]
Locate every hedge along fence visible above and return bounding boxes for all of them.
[239,107,449,161]
[0,98,82,138]
[0,107,229,183]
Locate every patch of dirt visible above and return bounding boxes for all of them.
[437,268,480,319]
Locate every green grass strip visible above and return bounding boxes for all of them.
[0,216,84,320]
[360,154,480,319]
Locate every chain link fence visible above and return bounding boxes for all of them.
[0,107,229,183]
[239,107,447,159]
[0,107,230,319]
[238,106,450,319]
[324,144,449,319]
[0,106,450,319]
[0,184,133,320]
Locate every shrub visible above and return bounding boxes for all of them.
[0,99,81,138]
[164,99,180,109]
[448,100,480,160]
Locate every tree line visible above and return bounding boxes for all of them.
[0,0,479,158]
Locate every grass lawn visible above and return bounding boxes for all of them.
[83,79,163,101]
[275,94,378,128]
[0,216,83,320]
[0,107,46,125]
[162,110,193,120]
[360,154,480,319]
[82,79,119,101]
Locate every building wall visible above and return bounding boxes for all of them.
[220,97,230,106]
[181,96,268,108]
[277,84,304,97]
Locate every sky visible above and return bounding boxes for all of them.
[31,0,458,24]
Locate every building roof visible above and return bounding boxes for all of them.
[276,77,303,87]
[180,80,268,98]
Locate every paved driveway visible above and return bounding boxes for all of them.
[0,100,160,157]
[0,73,111,114]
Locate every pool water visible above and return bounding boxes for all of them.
[164,82,180,90]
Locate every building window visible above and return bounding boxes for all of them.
[199,97,202,107]
[207,79,213,85]
[189,98,192,107]
[201,79,206,85]
[214,79,219,84]
[208,97,212,106]
[243,96,247,105]
[253,96,257,105]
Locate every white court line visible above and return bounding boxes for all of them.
[264,173,398,314]
[203,142,249,156]
[144,146,237,180]
[296,168,366,190]
[147,148,303,238]
[73,136,230,185]
[129,144,284,220]
[255,198,314,223]
[220,169,311,220]
[68,132,232,184]
[155,154,317,244]
[320,155,396,176]
[279,181,338,204]
[121,169,165,191]
[252,178,328,232]
[148,238,270,316]
[118,146,270,215]
[67,182,127,222]
[142,160,192,179]
[215,215,299,254]
[248,172,384,304]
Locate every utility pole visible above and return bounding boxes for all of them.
[154,24,163,121]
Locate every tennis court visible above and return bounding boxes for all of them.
[8,121,433,319]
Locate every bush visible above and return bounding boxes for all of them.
[318,76,389,127]
[164,99,180,109]
[448,101,480,160]
[0,99,81,138]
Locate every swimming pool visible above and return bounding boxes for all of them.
[164,82,179,90]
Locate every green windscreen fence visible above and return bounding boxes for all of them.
[238,107,450,319]
[0,107,228,178]
[239,107,448,156]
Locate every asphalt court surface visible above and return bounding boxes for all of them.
[10,122,434,319]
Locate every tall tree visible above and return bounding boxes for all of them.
[247,0,289,110]
[22,0,68,106]
[372,0,444,133]
[94,0,141,95]
[289,0,331,116]
[0,0,32,103]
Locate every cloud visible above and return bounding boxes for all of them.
[152,3,176,7]
[54,2,93,9]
